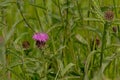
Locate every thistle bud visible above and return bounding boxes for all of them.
[104,10,114,21]
[112,26,117,33]
[96,38,100,46]
[22,41,30,49]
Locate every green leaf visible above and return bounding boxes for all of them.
[61,63,75,77]
[76,34,88,45]
[92,48,120,80]
[84,50,99,80]
[29,4,46,10]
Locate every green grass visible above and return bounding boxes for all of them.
[0,0,120,80]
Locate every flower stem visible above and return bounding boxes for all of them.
[33,0,43,32]
[16,1,35,32]
[100,22,108,67]
[113,0,119,28]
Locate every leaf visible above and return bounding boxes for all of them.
[29,4,46,10]
[76,34,88,45]
[83,18,103,22]
[5,19,23,44]
[84,26,102,38]
[101,50,120,73]
[14,32,29,44]
[92,48,120,80]
[61,63,75,77]
[84,50,98,80]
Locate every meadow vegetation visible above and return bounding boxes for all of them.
[0,0,120,80]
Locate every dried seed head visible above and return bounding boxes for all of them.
[112,26,117,33]
[22,41,30,49]
[104,10,114,21]
[96,38,100,46]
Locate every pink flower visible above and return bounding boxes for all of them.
[33,32,49,42]
[32,32,49,48]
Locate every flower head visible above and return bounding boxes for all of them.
[33,32,49,42]
[32,32,49,48]
[104,10,114,21]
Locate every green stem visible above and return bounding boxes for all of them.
[57,0,65,63]
[16,0,35,32]
[63,0,69,66]
[100,22,108,67]
[33,0,43,31]
[6,54,11,80]
[43,0,48,24]
[1,7,11,80]
[58,0,64,23]
[76,0,83,20]
[113,0,119,34]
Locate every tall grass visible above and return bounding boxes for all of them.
[0,0,120,80]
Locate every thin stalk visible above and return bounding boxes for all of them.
[100,22,108,67]
[6,55,11,80]
[57,0,65,63]
[66,0,68,22]
[9,49,27,80]
[16,1,35,32]
[88,0,94,78]
[33,0,43,31]
[21,56,27,80]
[58,0,64,23]
[76,0,83,20]
[1,7,11,80]
[112,0,118,75]
[63,0,69,66]
[75,0,83,25]
[43,0,50,25]
[87,0,92,52]
[113,0,119,27]
[55,66,61,80]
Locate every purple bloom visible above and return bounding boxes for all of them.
[32,32,49,48]
[33,32,49,42]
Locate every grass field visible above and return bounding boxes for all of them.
[0,0,120,80]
